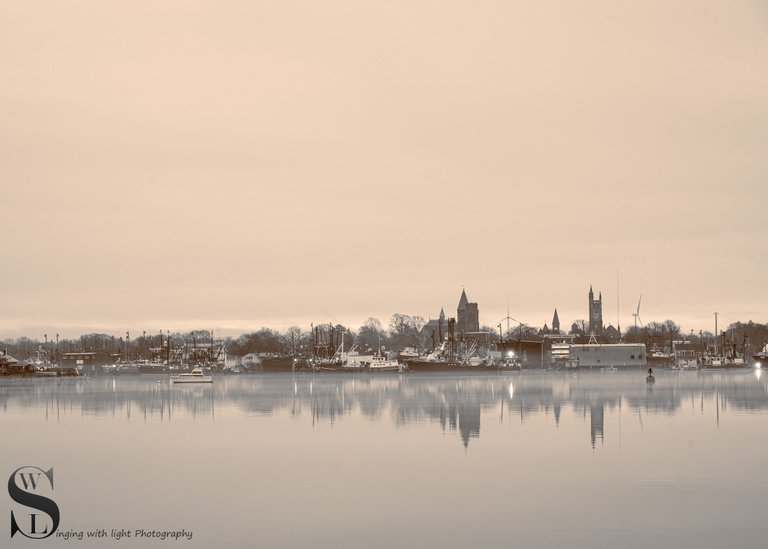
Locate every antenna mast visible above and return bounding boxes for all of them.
[616,268,621,339]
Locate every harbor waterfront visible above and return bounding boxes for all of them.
[2,370,767,548]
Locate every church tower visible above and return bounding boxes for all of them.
[552,309,560,334]
[457,289,480,334]
[588,285,603,335]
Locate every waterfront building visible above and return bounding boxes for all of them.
[0,351,29,376]
[673,341,706,369]
[62,350,119,373]
[568,343,646,368]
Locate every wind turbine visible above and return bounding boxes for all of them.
[633,294,643,329]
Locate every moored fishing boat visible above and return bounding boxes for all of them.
[368,354,405,372]
[113,362,141,375]
[398,347,420,362]
[261,355,297,372]
[403,359,462,371]
[752,344,768,367]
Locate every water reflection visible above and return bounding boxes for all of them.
[2,370,767,448]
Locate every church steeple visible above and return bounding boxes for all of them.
[552,309,560,334]
[458,289,469,309]
[439,307,445,321]
[456,288,479,333]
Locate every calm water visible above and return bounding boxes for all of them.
[2,370,768,548]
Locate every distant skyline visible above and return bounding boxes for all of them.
[2,1,766,340]
[0,282,757,340]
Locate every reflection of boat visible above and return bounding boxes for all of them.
[171,367,213,384]
[646,374,655,384]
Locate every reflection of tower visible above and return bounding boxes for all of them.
[457,289,480,334]
[590,401,605,448]
[552,309,560,334]
[458,402,481,448]
[588,286,603,335]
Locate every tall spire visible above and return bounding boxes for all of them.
[552,309,560,333]
[439,307,445,321]
[458,289,469,309]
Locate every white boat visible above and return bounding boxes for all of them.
[368,354,404,372]
[398,347,420,361]
[171,367,213,384]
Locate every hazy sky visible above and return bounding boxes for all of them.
[1,1,766,339]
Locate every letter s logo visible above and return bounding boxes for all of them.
[8,466,60,539]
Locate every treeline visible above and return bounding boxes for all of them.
[568,319,768,352]
[3,317,767,359]
[227,314,431,356]
[1,314,431,359]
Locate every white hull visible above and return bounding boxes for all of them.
[369,364,403,372]
[171,367,212,383]
[171,377,212,384]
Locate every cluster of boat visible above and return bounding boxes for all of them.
[0,350,81,378]
[8,341,767,383]
[257,340,523,373]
